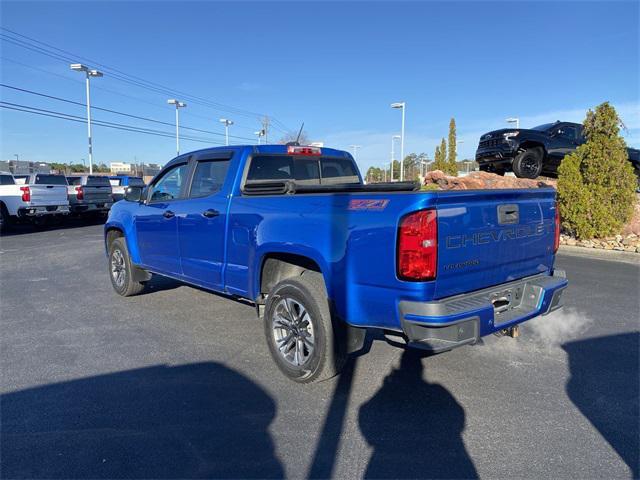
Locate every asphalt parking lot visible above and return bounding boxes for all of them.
[1,222,638,479]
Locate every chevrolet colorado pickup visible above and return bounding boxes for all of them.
[105,144,567,383]
[476,120,640,180]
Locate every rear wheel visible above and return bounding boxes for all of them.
[0,203,10,233]
[108,237,145,296]
[264,272,347,383]
[513,148,543,179]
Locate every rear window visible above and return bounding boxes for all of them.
[34,174,67,185]
[86,176,111,186]
[246,156,359,186]
[0,175,15,185]
[109,179,122,187]
[13,175,28,185]
[128,177,145,187]
[66,176,81,186]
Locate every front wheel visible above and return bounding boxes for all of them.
[108,237,145,296]
[512,148,543,178]
[264,273,347,383]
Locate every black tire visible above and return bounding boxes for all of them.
[264,272,347,383]
[512,147,543,179]
[0,203,11,233]
[108,237,145,296]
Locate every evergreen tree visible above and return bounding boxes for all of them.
[432,145,444,171]
[447,118,458,176]
[557,102,637,239]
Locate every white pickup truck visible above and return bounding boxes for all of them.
[1,172,70,230]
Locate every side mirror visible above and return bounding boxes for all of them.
[124,186,144,202]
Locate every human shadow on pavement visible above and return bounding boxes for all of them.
[563,332,639,478]
[358,349,478,479]
[1,362,284,479]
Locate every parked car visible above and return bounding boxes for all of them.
[476,120,640,179]
[66,175,114,215]
[105,144,567,383]
[2,173,70,230]
[109,176,146,202]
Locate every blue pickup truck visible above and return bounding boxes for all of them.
[105,144,567,383]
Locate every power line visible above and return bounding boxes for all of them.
[0,56,264,133]
[0,27,293,130]
[0,101,228,145]
[0,83,257,142]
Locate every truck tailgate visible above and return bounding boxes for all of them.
[28,185,68,206]
[434,189,557,299]
[83,185,113,204]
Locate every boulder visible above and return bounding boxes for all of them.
[423,170,557,191]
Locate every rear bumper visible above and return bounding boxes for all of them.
[18,205,69,217]
[398,270,568,352]
[70,202,113,213]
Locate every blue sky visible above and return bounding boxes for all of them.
[1,1,638,172]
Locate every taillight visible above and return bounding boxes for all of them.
[554,204,560,253]
[20,186,30,202]
[397,209,438,281]
[75,186,84,200]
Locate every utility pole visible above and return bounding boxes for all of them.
[262,116,270,143]
[349,145,361,161]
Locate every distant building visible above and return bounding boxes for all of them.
[309,142,324,147]
[110,162,132,174]
[6,161,51,174]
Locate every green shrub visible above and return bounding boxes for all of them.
[557,102,636,239]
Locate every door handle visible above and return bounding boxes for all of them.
[163,210,175,219]
[202,209,220,218]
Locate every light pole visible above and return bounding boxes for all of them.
[390,134,400,181]
[349,145,361,161]
[167,99,187,156]
[391,102,406,181]
[14,154,18,162]
[506,117,520,129]
[70,64,103,174]
[255,129,265,145]
[219,118,234,146]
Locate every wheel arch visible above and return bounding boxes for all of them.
[257,252,326,303]
[518,141,546,157]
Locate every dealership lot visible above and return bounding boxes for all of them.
[1,223,638,479]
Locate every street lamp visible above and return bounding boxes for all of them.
[167,99,187,156]
[390,134,401,181]
[219,118,234,146]
[391,102,406,181]
[506,117,520,129]
[349,145,361,161]
[254,129,265,145]
[70,63,103,174]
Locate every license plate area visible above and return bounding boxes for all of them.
[491,286,524,323]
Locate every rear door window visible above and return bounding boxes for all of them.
[189,160,231,198]
[34,174,68,185]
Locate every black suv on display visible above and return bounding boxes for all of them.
[476,121,640,180]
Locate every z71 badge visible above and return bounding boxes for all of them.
[348,199,390,211]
